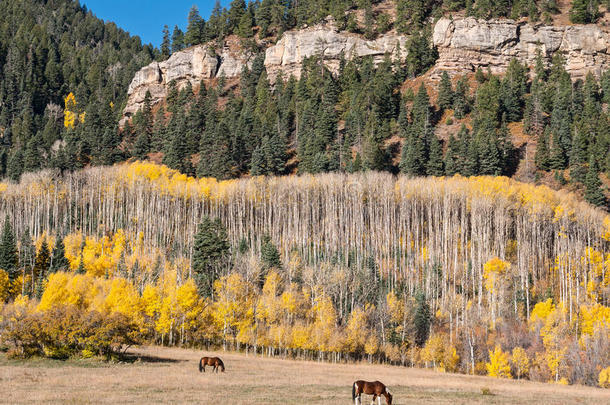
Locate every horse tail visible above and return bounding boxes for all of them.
[352,382,356,401]
[198,358,203,373]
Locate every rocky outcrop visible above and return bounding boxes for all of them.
[264,25,407,81]
[122,40,250,122]
[122,24,407,123]
[433,17,610,79]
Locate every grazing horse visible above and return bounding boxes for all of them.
[198,356,225,373]
[352,380,392,405]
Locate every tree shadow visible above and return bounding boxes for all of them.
[121,353,185,364]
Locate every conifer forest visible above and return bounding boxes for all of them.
[0,0,609,391]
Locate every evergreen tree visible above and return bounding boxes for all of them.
[250,145,266,175]
[76,253,86,274]
[50,236,69,273]
[535,127,551,171]
[33,239,50,287]
[444,134,460,176]
[171,26,185,53]
[584,155,606,207]
[185,5,204,46]
[413,291,431,347]
[570,123,589,183]
[192,216,230,297]
[0,217,18,280]
[437,71,454,111]
[570,0,598,23]
[260,234,281,286]
[453,76,470,119]
[426,134,444,176]
[161,25,171,58]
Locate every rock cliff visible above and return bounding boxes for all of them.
[433,17,610,79]
[122,37,251,120]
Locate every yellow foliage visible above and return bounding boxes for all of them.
[81,230,126,277]
[599,367,610,388]
[529,298,555,330]
[421,334,446,369]
[364,334,379,356]
[511,347,530,379]
[486,345,512,378]
[345,306,369,353]
[0,269,10,302]
[602,216,610,241]
[64,93,77,129]
[483,257,509,294]
[386,291,405,324]
[579,303,610,336]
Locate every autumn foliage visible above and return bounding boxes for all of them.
[0,162,608,387]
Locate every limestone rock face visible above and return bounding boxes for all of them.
[264,25,407,81]
[432,17,610,79]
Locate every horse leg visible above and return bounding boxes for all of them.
[371,394,377,405]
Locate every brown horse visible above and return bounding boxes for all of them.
[198,356,225,373]
[352,380,392,405]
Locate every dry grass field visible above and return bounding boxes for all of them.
[2,346,609,404]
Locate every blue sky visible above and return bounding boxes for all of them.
[81,1,231,47]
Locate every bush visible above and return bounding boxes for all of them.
[0,304,139,359]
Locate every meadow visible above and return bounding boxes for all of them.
[2,346,609,404]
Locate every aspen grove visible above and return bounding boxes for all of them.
[0,162,609,387]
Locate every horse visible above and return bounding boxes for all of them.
[198,356,225,373]
[352,380,392,405]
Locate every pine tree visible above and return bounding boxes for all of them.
[76,252,86,274]
[413,291,431,347]
[50,236,69,273]
[185,5,204,46]
[132,130,150,160]
[426,133,444,176]
[192,216,230,297]
[453,76,470,119]
[570,123,589,183]
[584,155,606,207]
[250,145,266,175]
[437,71,454,111]
[7,149,24,182]
[479,132,502,175]
[535,127,551,171]
[444,134,460,175]
[570,0,598,23]
[261,233,281,268]
[161,25,171,58]
[0,217,18,280]
[549,130,567,170]
[171,26,185,53]
[237,10,254,37]
[33,239,50,286]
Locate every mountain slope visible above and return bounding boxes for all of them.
[0,0,156,179]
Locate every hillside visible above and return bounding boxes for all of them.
[0,0,608,210]
[0,0,156,180]
[0,162,609,386]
